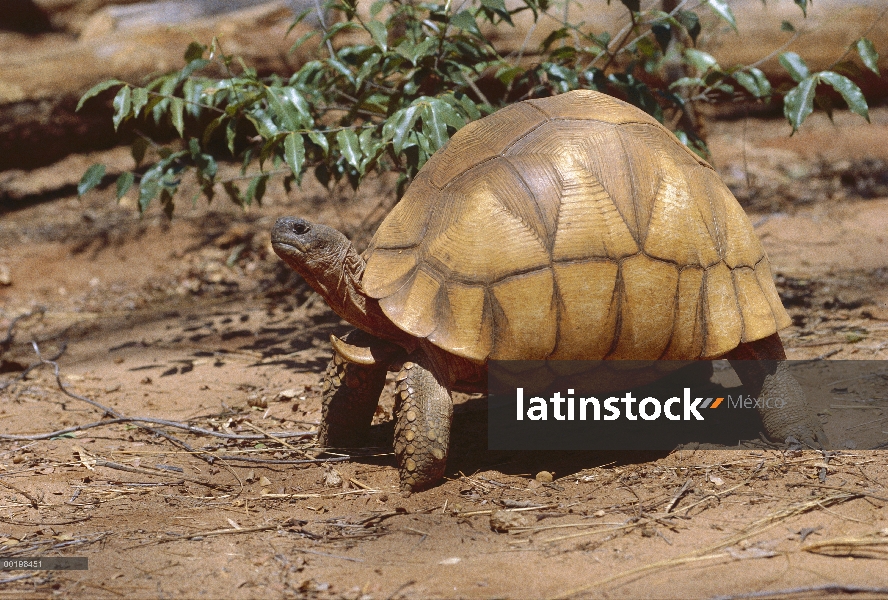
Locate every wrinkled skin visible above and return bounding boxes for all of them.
[272,217,827,492]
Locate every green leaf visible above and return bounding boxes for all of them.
[284,133,305,176]
[131,87,149,118]
[794,0,807,17]
[733,67,771,98]
[383,105,421,154]
[781,20,795,33]
[281,88,312,125]
[779,52,810,83]
[326,58,356,85]
[112,86,132,131]
[783,75,817,132]
[421,102,449,151]
[202,115,226,147]
[170,96,185,136]
[139,173,159,212]
[358,127,376,154]
[308,131,329,156]
[814,93,834,122]
[267,88,301,131]
[323,20,362,43]
[540,27,570,52]
[76,79,123,111]
[222,181,242,207]
[676,11,700,44]
[450,10,481,37]
[635,36,658,59]
[480,0,512,24]
[818,71,869,121]
[289,29,319,54]
[370,0,386,17]
[669,77,704,89]
[245,174,267,206]
[455,93,481,120]
[131,137,149,166]
[365,20,388,52]
[226,119,238,155]
[336,129,362,170]
[703,0,737,32]
[496,65,524,85]
[855,38,880,75]
[684,49,719,73]
[355,52,382,87]
[177,59,210,83]
[480,0,508,12]
[115,172,134,200]
[194,149,217,180]
[184,41,205,62]
[78,164,106,197]
[652,24,672,52]
[619,0,640,12]
[245,108,279,138]
[394,38,437,66]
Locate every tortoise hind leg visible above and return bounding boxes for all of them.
[393,351,453,492]
[317,330,387,448]
[727,332,828,448]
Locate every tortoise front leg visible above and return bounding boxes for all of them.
[727,333,828,448]
[393,351,453,492]
[317,330,387,448]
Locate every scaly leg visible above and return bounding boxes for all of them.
[317,329,387,448]
[727,332,828,448]
[393,351,453,492]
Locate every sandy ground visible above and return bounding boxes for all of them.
[1,111,888,599]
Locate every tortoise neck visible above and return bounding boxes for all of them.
[315,244,406,344]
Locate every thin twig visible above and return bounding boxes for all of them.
[210,455,348,465]
[0,307,45,353]
[293,547,364,563]
[0,478,40,509]
[31,343,207,460]
[0,417,315,442]
[92,460,229,491]
[241,421,302,451]
[0,342,66,391]
[313,0,336,58]
[664,479,693,513]
[712,584,888,600]
[0,573,37,585]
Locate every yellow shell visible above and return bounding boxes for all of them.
[362,90,790,363]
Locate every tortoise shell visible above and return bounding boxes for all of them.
[361,90,790,363]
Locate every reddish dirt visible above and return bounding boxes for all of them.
[1,112,888,599]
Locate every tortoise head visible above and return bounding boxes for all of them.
[272,217,406,343]
[271,217,351,283]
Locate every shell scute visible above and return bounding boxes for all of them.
[609,254,679,360]
[428,102,547,189]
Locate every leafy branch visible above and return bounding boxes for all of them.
[76,0,881,215]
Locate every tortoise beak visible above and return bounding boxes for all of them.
[271,217,310,255]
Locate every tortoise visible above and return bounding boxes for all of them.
[271,90,826,492]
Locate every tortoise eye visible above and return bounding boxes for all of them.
[292,222,309,235]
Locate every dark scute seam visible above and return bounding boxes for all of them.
[602,267,624,360]
[501,156,555,254]
[656,264,683,360]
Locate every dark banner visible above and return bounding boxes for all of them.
[488,360,888,451]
